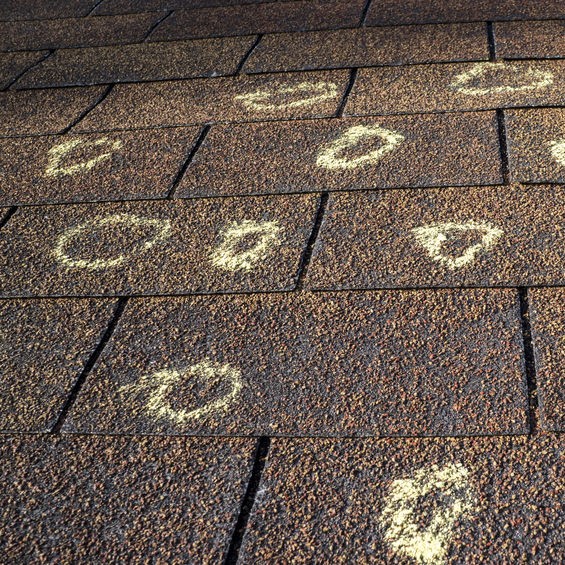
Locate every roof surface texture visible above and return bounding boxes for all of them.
[0,0,564,562]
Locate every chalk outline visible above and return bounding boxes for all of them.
[45,137,123,178]
[52,213,172,270]
[316,124,405,170]
[411,221,503,270]
[234,81,339,111]
[449,62,554,96]
[119,359,243,424]
[210,219,282,272]
[380,462,475,564]
[549,138,565,167]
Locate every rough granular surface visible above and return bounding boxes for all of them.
[307,185,565,289]
[64,289,527,436]
[346,60,565,116]
[243,23,488,73]
[0,194,319,296]
[1,0,563,560]
[75,70,350,131]
[240,435,564,563]
[0,435,255,562]
[0,298,116,431]
[506,108,565,183]
[530,288,565,431]
[178,113,501,197]
[0,127,200,205]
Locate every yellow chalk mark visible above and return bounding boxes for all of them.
[119,359,243,423]
[52,213,171,270]
[549,139,565,167]
[411,221,503,270]
[235,81,338,111]
[449,62,554,95]
[45,137,123,177]
[210,219,281,272]
[381,463,474,564]
[316,125,405,170]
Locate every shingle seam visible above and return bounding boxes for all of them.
[295,192,329,290]
[51,297,129,433]
[518,288,539,434]
[2,49,54,91]
[167,125,211,199]
[60,83,115,134]
[223,436,271,564]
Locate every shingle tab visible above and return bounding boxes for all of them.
[0,13,162,51]
[75,71,349,131]
[0,127,201,206]
[0,0,98,21]
[0,50,48,89]
[240,435,564,562]
[307,185,565,289]
[0,195,319,296]
[0,435,255,562]
[65,289,527,436]
[149,0,365,42]
[366,0,564,26]
[495,20,565,59]
[16,36,256,88]
[244,24,488,73]
[346,60,565,116]
[178,113,501,197]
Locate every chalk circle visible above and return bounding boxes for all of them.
[118,359,243,424]
[234,81,338,111]
[449,62,554,96]
[411,221,503,270]
[380,462,474,564]
[45,137,123,178]
[549,139,565,167]
[52,213,172,270]
[316,125,405,170]
[210,219,282,272]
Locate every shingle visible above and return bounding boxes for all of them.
[75,71,349,131]
[307,185,565,289]
[240,435,564,562]
[149,0,365,42]
[0,298,116,431]
[0,86,106,137]
[0,127,201,206]
[495,20,565,59]
[177,113,501,197]
[366,0,564,26]
[15,36,256,88]
[0,50,48,89]
[530,288,565,431]
[65,289,527,436]
[244,24,488,73]
[506,108,565,184]
[0,194,319,296]
[0,435,255,562]
[0,13,162,51]
[346,60,565,116]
